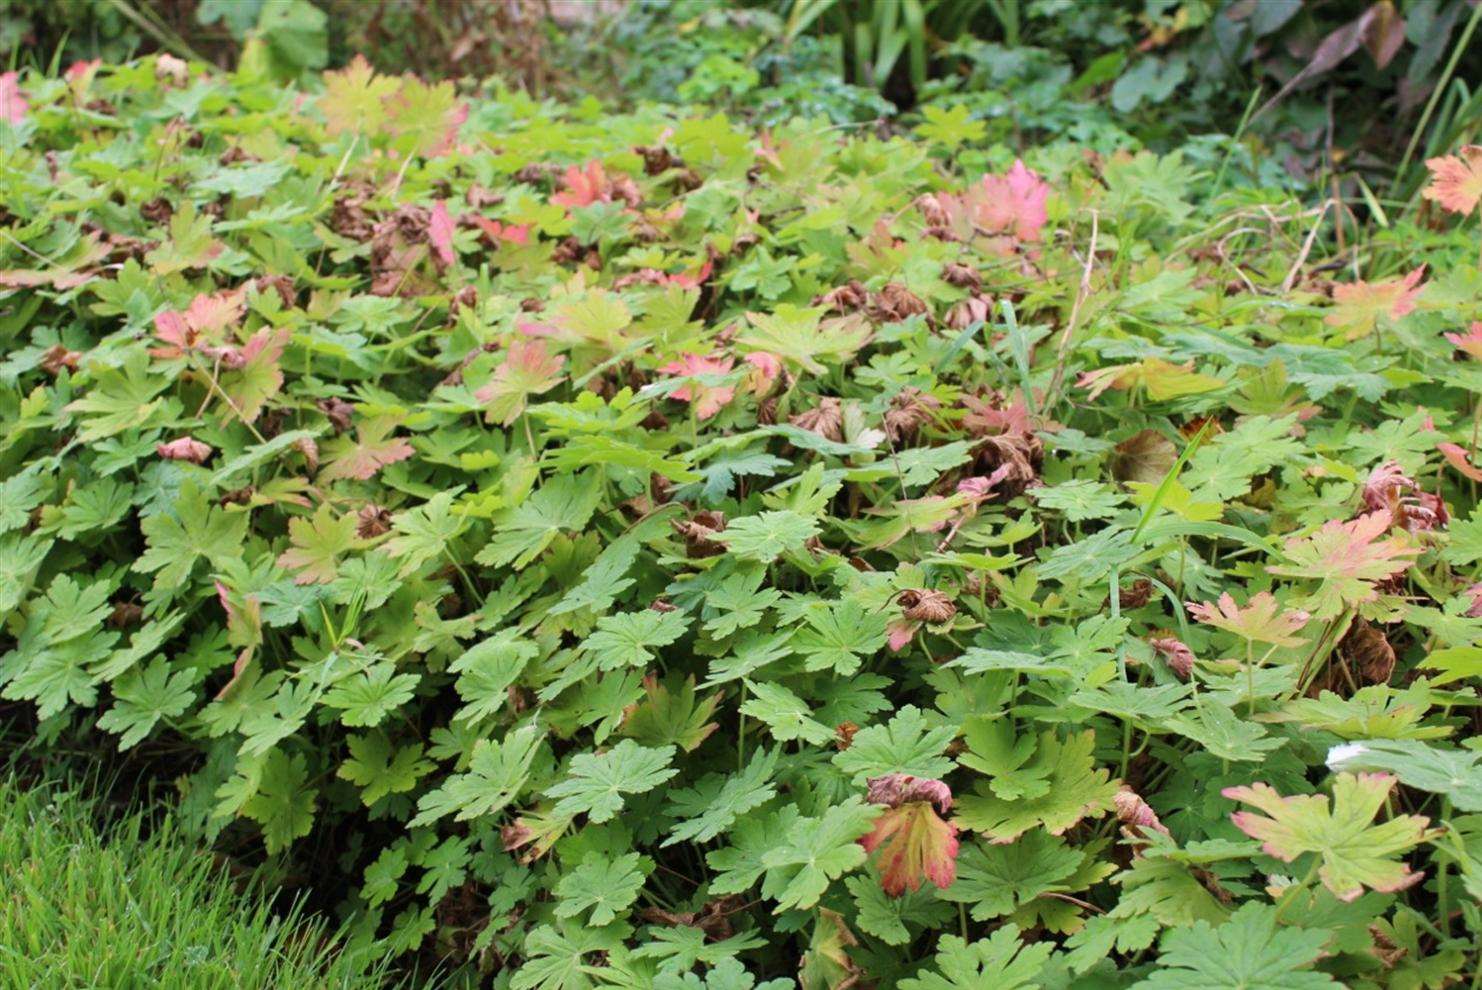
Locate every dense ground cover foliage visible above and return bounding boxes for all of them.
[1,50,1481,988]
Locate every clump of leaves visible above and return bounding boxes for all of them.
[0,52,1478,990]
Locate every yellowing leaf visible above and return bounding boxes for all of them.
[1324,267,1424,339]
[319,54,398,137]
[1223,772,1434,902]
[276,503,357,584]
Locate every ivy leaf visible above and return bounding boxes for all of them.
[135,484,249,591]
[1132,902,1336,989]
[738,305,871,375]
[958,716,1050,800]
[383,490,467,577]
[319,54,398,137]
[450,630,538,724]
[1164,700,1285,762]
[664,748,778,846]
[846,875,955,946]
[700,567,781,638]
[621,674,721,753]
[545,739,678,823]
[955,730,1120,842]
[739,679,833,746]
[1223,772,1434,901]
[276,503,358,584]
[146,202,223,274]
[554,852,646,926]
[939,830,1083,921]
[1326,739,1482,812]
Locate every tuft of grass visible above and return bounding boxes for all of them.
[0,772,390,989]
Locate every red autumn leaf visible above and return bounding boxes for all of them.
[658,353,735,419]
[65,59,101,84]
[428,201,456,266]
[1325,267,1425,339]
[972,159,1049,242]
[860,773,959,896]
[551,160,610,209]
[470,215,530,245]
[475,340,566,425]
[0,71,26,125]
[1438,441,1482,482]
[156,435,213,464]
[741,350,782,395]
[1464,583,1482,618]
[152,291,246,359]
[1423,145,1482,217]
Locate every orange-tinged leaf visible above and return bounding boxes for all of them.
[1445,321,1482,360]
[1223,772,1433,902]
[1186,591,1311,647]
[276,503,358,584]
[1269,510,1420,617]
[1438,441,1482,482]
[1324,267,1424,339]
[1078,358,1222,401]
[475,340,566,425]
[385,77,466,158]
[860,774,959,896]
[320,415,416,482]
[1422,145,1482,216]
[223,328,290,423]
[551,160,628,210]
